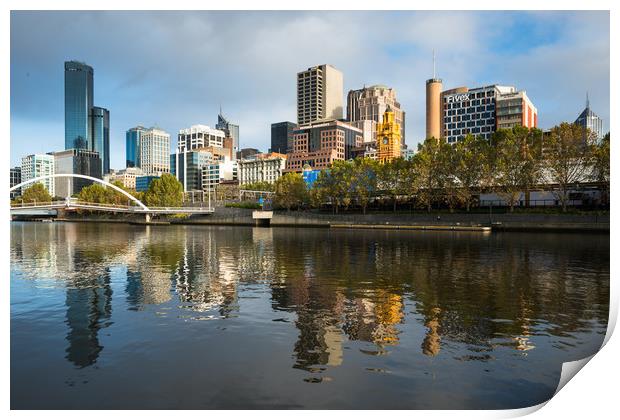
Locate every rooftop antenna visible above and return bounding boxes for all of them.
[433,49,436,79]
[586,92,590,109]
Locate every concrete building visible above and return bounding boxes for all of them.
[297,64,343,125]
[496,91,538,130]
[238,153,287,185]
[202,157,238,191]
[286,120,363,172]
[575,94,605,142]
[425,78,443,140]
[349,119,375,144]
[53,149,101,197]
[140,127,171,175]
[346,85,406,145]
[21,154,55,196]
[376,107,402,163]
[440,85,538,143]
[126,126,146,168]
[178,125,225,152]
[350,143,378,160]
[105,167,144,190]
[216,110,240,154]
[271,121,297,154]
[238,148,261,160]
[171,149,214,192]
[10,167,21,199]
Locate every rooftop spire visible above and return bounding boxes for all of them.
[586,92,590,110]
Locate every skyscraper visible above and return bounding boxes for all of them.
[65,61,94,150]
[270,121,297,154]
[91,106,110,175]
[140,127,171,175]
[126,126,146,168]
[216,110,240,153]
[297,64,343,125]
[346,85,406,145]
[575,94,604,142]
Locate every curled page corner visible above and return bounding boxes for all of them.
[554,354,595,397]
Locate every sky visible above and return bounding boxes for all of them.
[10,10,610,169]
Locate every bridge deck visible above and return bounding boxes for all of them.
[11,201,214,215]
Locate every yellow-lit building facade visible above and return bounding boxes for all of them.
[376,107,402,163]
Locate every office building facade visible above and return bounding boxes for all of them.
[575,96,604,142]
[297,64,344,125]
[21,154,55,196]
[202,158,238,191]
[91,106,110,175]
[440,85,538,143]
[238,153,287,185]
[140,128,171,175]
[171,150,214,192]
[105,167,144,190]
[286,120,363,172]
[53,149,101,197]
[10,167,21,199]
[126,126,146,168]
[346,85,406,145]
[136,175,160,192]
[178,125,225,152]
[216,111,240,153]
[270,121,297,154]
[65,61,94,150]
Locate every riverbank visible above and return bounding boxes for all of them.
[36,207,610,233]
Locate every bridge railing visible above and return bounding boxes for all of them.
[10,200,62,208]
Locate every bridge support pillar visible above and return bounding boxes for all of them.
[144,214,151,224]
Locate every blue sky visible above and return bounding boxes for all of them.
[10,10,609,169]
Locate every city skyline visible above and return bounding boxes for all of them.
[10,10,610,169]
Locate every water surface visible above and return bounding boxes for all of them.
[10,222,609,409]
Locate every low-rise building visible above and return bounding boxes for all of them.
[171,150,214,192]
[136,175,160,192]
[201,157,238,192]
[53,149,101,197]
[286,119,363,172]
[105,167,144,190]
[238,152,286,185]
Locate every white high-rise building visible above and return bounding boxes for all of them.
[140,127,171,175]
[297,64,344,125]
[178,125,226,152]
[21,154,55,196]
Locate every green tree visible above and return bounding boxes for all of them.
[144,173,184,207]
[378,158,412,212]
[413,138,447,212]
[21,183,52,204]
[592,132,610,206]
[274,172,307,211]
[241,181,275,192]
[450,134,491,211]
[350,158,379,214]
[544,123,595,212]
[493,126,543,212]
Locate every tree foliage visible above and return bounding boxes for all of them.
[274,172,307,211]
[143,173,184,207]
[21,183,52,203]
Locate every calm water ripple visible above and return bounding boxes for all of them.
[10,222,609,409]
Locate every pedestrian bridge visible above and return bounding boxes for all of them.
[10,173,214,217]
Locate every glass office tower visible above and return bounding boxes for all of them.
[65,61,94,150]
[126,126,146,168]
[91,106,110,175]
[216,111,240,153]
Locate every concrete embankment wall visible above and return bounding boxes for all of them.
[178,207,609,232]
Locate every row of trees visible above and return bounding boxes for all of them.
[274,123,610,213]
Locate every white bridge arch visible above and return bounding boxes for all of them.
[10,173,150,211]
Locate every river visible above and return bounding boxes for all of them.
[10,222,609,409]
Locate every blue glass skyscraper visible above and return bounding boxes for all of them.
[65,61,94,150]
[91,107,110,175]
[126,126,145,168]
